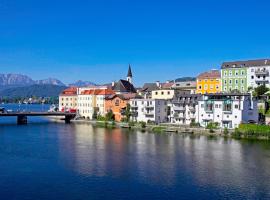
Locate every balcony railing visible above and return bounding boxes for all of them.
[173,106,185,112]
[255,69,269,76]
[255,80,269,84]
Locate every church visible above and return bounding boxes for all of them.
[112,65,137,94]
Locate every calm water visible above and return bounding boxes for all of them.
[0,105,270,199]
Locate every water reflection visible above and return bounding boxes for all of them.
[56,123,270,198]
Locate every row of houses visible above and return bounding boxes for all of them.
[59,60,264,129]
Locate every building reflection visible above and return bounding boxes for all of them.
[57,124,270,195]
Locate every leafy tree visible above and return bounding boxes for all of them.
[105,110,115,121]
[124,103,131,122]
[253,85,269,97]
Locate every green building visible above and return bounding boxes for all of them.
[221,62,248,93]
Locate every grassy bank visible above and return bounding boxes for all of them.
[233,124,270,140]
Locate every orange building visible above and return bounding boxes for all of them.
[105,93,138,122]
[196,70,221,94]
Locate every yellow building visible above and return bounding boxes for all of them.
[196,70,221,94]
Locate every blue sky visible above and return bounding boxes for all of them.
[0,0,270,86]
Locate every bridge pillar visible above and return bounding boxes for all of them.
[17,115,27,125]
[65,115,72,124]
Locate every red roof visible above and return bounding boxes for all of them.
[80,89,115,95]
[197,70,220,79]
[60,87,77,95]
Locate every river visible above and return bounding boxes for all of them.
[0,104,269,199]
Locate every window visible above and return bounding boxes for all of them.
[251,75,254,79]
[235,70,239,76]
[216,85,219,89]
[224,71,227,76]
[229,70,232,76]
[241,79,244,84]
[229,79,232,85]
[199,85,202,89]
[235,104,239,109]
[115,99,120,106]
[241,70,245,75]
[167,91,170,95]
[235,79,238,84]
[155,92,158,95]
[224,80,227,84]
[224,87,227,91]
[161,92,164,95]
[204,85,208,90]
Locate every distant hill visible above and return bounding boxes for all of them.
[69,80,96,87]
[175,77,196,82]
[0,84,67,98]
[35,78,65,86]
[0,74,66,88]
[0,74,35,86]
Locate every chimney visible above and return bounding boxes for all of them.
[156,81,160,88]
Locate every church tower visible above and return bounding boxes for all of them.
[127,64,133,83]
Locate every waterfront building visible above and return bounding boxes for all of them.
[105,93,139,122]
[59,87,78,112]
[112,65,137,94]
[168,94,202,125]
[171,81,197,94]
[130,98,168,123]
[77,86,115,119]
[246,59,270,89]
[221,61,248,92]
[196,70,221,94]
[198,93,258,129]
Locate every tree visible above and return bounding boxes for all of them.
[105,110,115,121]
[124,103,131,122]
[253,85,269,97]
[92,110,98,120]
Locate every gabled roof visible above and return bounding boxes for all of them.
[222,59,270,69]
[197,70,220,79]
[161,82,174,89]
[141,83,160,92]
[112,79,136,93]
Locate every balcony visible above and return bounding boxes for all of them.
[255,69,269,76]
[145,104,154,108]
[173,113,185,119]
[255,80,269,84]
[173,106,185,112]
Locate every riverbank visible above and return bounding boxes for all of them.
[67,119,270,141]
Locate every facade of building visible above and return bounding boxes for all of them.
[151,89,175,100]
[130,98,168,123]
[198,93,258,129]
[246,59,270,89]
[171,81,197,94]
[105,93,138,122]
[77,86,115,119]
[59,87,78,112]
[168,94,201,125]
[221,61,248,92]
[196,70,221,94]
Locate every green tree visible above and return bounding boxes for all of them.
[124,103,131,122]
[105,110,115,121]
[253,85,269,97]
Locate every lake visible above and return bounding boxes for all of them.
[0,104,270,199]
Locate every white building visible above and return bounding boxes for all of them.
[198,93,258,129]
[247,59,270,89]
[130,98,168,123]
[77,86,115,119]
[59,87,78,112]
[168,94,202,125]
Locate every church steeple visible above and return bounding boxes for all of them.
[127,64,133,83]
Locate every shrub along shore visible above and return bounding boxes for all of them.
[71,119,270,141]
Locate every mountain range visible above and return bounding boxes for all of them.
[0,73,96,98]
